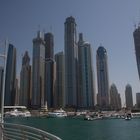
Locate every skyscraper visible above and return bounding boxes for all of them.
[0,66,4,108]
[136,92,140,108]
[64,16,78,107]
[15,78,20,105]
[55,52,65,108]
[44,59,56,108]
[44,33,54,59]
[125,84,133,109]
[110,84,121,110]
[96,46,109,109]
[44,32,56,108]
[5,44,16,106]
[78,33,95,108]
[32,31,45,109]
[117,93,122,110]
[20,51,31,108]
[133,26,140,79]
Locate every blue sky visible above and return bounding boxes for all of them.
[0,0,140,105]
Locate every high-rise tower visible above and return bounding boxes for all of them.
[136,92,140,108]
[64,16,78,107]
[125,84,133,109]
[110,84,121,110]
[44,32,56,108]
[20,51,31,108]
[96,46,109,109]
[5,44,16,106]
[15,78,20,105]
[32,31,45,109]
[78,33,95,108]
[44,59,56,108]
[133,26,140,79]
[55,52,65,108]
[0,66,4,108]
[44,33,54,59]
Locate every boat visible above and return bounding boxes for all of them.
[48,108,67,118]
[125,113,132,120]
[4,109,31,117]
[84,115,94,121]
[84,114,103,121]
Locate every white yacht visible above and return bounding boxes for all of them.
[5,109,31,117]
[5,109,19,117]
[48,108,67,118]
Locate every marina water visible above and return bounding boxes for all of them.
[5,117,140,140]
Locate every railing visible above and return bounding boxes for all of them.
[0,123,62,140]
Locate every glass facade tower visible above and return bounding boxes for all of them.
[5,44,16,106]
[44,32,56,108]
[125,84,133,109]
[0,67,3,108]
[78,33,95,108]
[20,51,31,108]
[96,46,109,109]
[133,26,140,80]
[44,33,54,59]
[64,16,78,107]
[55,52,65,108]
[32,31,45,109]
[110,84,121,110]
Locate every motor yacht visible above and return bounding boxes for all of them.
[4,109,31,117]
[48,108,67,118]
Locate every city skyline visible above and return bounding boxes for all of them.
[1,0,140,104]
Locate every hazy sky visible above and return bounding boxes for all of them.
[0,0,140,105]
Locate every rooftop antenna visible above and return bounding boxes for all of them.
[5,38,8,55]
[37,25,42,38]
[42,28,46,39]
[134,23,137,29]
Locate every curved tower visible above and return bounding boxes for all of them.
[110,84,121,110]
[5,44,16,106]
[133,25,140,80]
